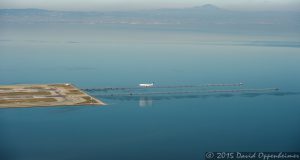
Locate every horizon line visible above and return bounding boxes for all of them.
[1,5,299,13]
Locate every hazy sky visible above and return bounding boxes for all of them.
[1,0,299,11]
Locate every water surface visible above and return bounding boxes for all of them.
[0,25,300,160]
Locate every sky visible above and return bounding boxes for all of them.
[1,0,300,11]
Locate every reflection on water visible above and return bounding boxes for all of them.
[139,96,153,107]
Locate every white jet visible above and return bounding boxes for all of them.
[139,82,154,87]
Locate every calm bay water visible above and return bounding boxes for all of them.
[0,25,300,160]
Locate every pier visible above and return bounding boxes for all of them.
[82,83,279,97]
[81,83,245,92]
[88,88,279,97]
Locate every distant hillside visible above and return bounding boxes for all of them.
[1,4,299,24]
[1,4,299,34]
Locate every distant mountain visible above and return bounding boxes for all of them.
[188,4,224,12]
[198,4,220,9]
[155,4,223,11]
[1,4,299,34]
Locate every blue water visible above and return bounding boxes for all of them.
[0,25,300,160]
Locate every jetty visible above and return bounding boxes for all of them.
[82,83,279,97]
[81,83,245,92]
